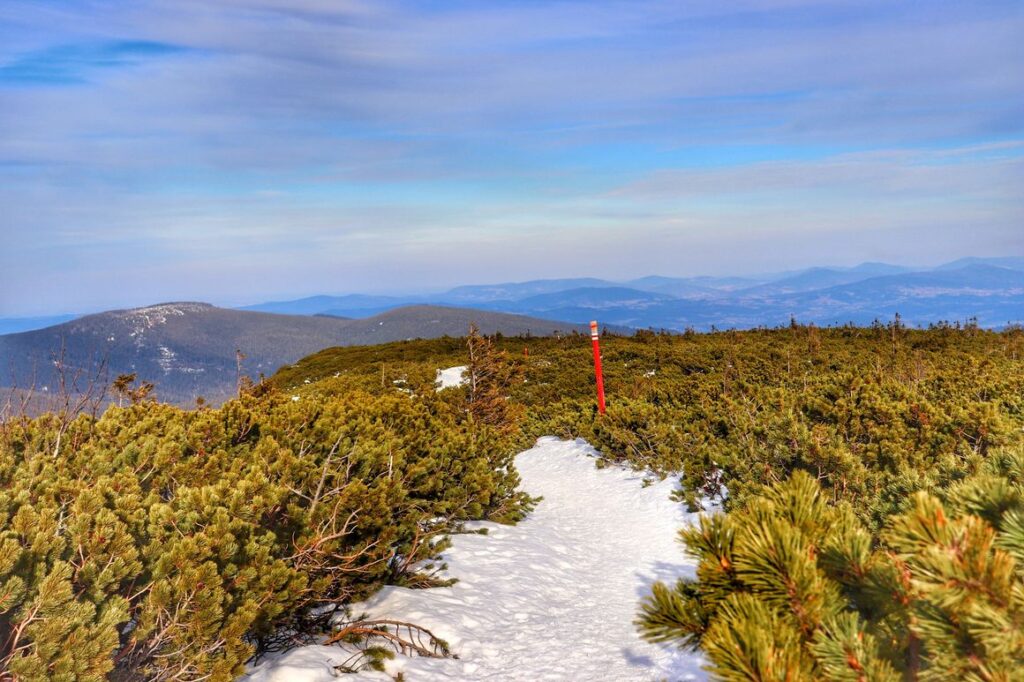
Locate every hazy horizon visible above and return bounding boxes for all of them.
[2,1,1022,316]
[0,254,1018,318]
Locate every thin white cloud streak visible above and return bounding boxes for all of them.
[3,0,1021,164]
[3,142,1020,313]
[1,0,1022,314]
[612,145,1024,202]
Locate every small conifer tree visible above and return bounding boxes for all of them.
[465,325,525,435]
[638,448,1024,680]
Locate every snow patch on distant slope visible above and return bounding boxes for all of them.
[435,365,468,390]
[114,302,211,326]
[246,437,708,681]
[157,345,176,373]
[108,303,213,348]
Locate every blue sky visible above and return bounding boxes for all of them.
[1,0,1022,315]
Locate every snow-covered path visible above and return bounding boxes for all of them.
[247,437,708,681]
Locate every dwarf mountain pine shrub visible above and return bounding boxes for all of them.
[638,448,1024,680]
[0,388,527,681]
[276,326,1023,675]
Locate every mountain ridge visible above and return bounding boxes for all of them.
[3,257,1021,338]
[0,303,587,406]
[228,257,1024,325]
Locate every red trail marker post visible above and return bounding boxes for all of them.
[590,320,606,414]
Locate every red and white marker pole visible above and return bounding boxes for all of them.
[590,320,606,414]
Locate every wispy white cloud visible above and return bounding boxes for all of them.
[0,0,1022,314]
[613,144,1024,200]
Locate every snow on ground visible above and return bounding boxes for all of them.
[246,437,708,681]
[435,366,468,390]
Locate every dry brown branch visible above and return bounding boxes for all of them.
[325,618,454,660]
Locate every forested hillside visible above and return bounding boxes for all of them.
[0,303,584,406]
[1,322,1022,679]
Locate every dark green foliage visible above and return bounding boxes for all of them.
[286,324,1023,524]
[3,322,1021,679]
[273,323,1023,679]
[0,388,526,680]
[637,452,1024,680]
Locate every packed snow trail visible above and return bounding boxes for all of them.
[247,437,708,681]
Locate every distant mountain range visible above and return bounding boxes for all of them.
[0,303,586,405]
[1,257,1021,406]
[9,257,1019,336]
[235,257,1024,330]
